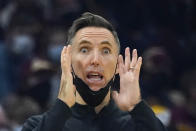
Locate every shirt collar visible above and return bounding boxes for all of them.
[71,99,116,118]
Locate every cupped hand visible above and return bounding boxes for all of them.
[113,47,142,111]
[58,45,76,108]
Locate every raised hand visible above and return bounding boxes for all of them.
[113,47,142,111]
[58,45,76,108]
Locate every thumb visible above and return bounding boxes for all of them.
[112,91,119,101]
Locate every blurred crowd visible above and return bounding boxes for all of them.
[0,0,196,131]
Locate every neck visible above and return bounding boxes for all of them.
[75,90,111,113]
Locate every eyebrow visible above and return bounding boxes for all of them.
[79,40,91,46]
[79,40,112,47]
[100,41,112,47]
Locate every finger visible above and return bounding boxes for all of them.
[71,85,76,95]
[66,45,72,71]
[134,57,142,79]
[130,49,138,68]
[61,46,67,70]
[64,45,71,73]
[118,55,125,75]
[61,46,66,62]
[125,47,131,71]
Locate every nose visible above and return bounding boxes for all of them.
[90,50,101,66]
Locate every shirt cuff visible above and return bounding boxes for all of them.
[129,100,155,118]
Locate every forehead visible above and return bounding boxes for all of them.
[72,27,118,48]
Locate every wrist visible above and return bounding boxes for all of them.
[128,98,142,112]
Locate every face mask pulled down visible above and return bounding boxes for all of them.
[72,69,115,107]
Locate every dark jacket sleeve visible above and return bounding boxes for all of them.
[129,100,168,131]
[22,99,72,131]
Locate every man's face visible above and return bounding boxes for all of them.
[71,27,119,91]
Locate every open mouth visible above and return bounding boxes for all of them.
[87,72,103,81]
[86,72,104,85]
[85,71,105,91]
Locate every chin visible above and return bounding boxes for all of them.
[89,85,103,91]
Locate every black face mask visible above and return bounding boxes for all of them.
[72,67,117,107]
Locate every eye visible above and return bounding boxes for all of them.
[103,48,110,54]
[80,47,88,53]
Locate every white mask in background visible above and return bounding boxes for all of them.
[11,34,35,55]
[47,44,64,63]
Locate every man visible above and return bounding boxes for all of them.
[22,12,167,131]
